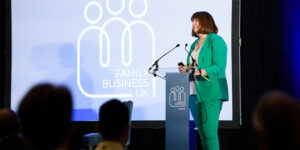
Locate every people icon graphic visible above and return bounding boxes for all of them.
[177,86,186,106]
[169,86,186,108]
[77,0,156,99]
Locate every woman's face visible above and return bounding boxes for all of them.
[192,19,200,34]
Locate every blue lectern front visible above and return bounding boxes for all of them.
[166,72,196,150]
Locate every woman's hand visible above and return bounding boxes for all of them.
[193,70,200,75]
[178,65,187,72]
[201,69,207,76]
[193,69,207,76]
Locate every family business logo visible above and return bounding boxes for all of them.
[169,86,186,108]
[77,0,156,98]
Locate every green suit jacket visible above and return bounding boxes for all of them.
[187,33,228,102]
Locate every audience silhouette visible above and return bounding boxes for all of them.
[17,83,73,150]
[96,99,130,150]
[0,108,28,150]
[253,91,300,150]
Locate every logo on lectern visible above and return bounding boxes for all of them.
[169,86,186,108]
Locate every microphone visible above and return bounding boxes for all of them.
[177,44,189,68]
[184,43,197,68]
[148,60,158,72]
[183,43,199,77]
[182,43,210,81]
[148,44,181,74]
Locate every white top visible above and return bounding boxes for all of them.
[189,47,201,65]
[190,45,202,95]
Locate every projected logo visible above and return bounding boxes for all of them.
[169,86,186,108]
[77,0,156,98]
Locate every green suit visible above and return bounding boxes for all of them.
[187,33,228,150]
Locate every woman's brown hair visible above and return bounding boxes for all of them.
[191,11,218,37]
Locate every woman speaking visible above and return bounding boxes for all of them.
[178,11,228,150]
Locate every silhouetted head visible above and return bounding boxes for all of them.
[253,91,300,150]
[0,108,20,139]
[18,83,73,150]
[98,99,129,144]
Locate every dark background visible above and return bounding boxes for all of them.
[1,0,299,149]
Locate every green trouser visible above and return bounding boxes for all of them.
[189,95,223,150]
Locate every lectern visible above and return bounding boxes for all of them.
[165,72,196,150]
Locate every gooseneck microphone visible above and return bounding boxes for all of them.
[148,44,180,71]
[182,43,200,78]
[184,43,197,68]
[148,44,181,77]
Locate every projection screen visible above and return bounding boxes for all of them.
[10,0,240,128]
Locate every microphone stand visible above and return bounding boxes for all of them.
[184,43,209,81]
[184,43,197,74]
[184,44,196,65]
[148,44,180,79]
[149,67,166,80]
[184,43,198,82]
